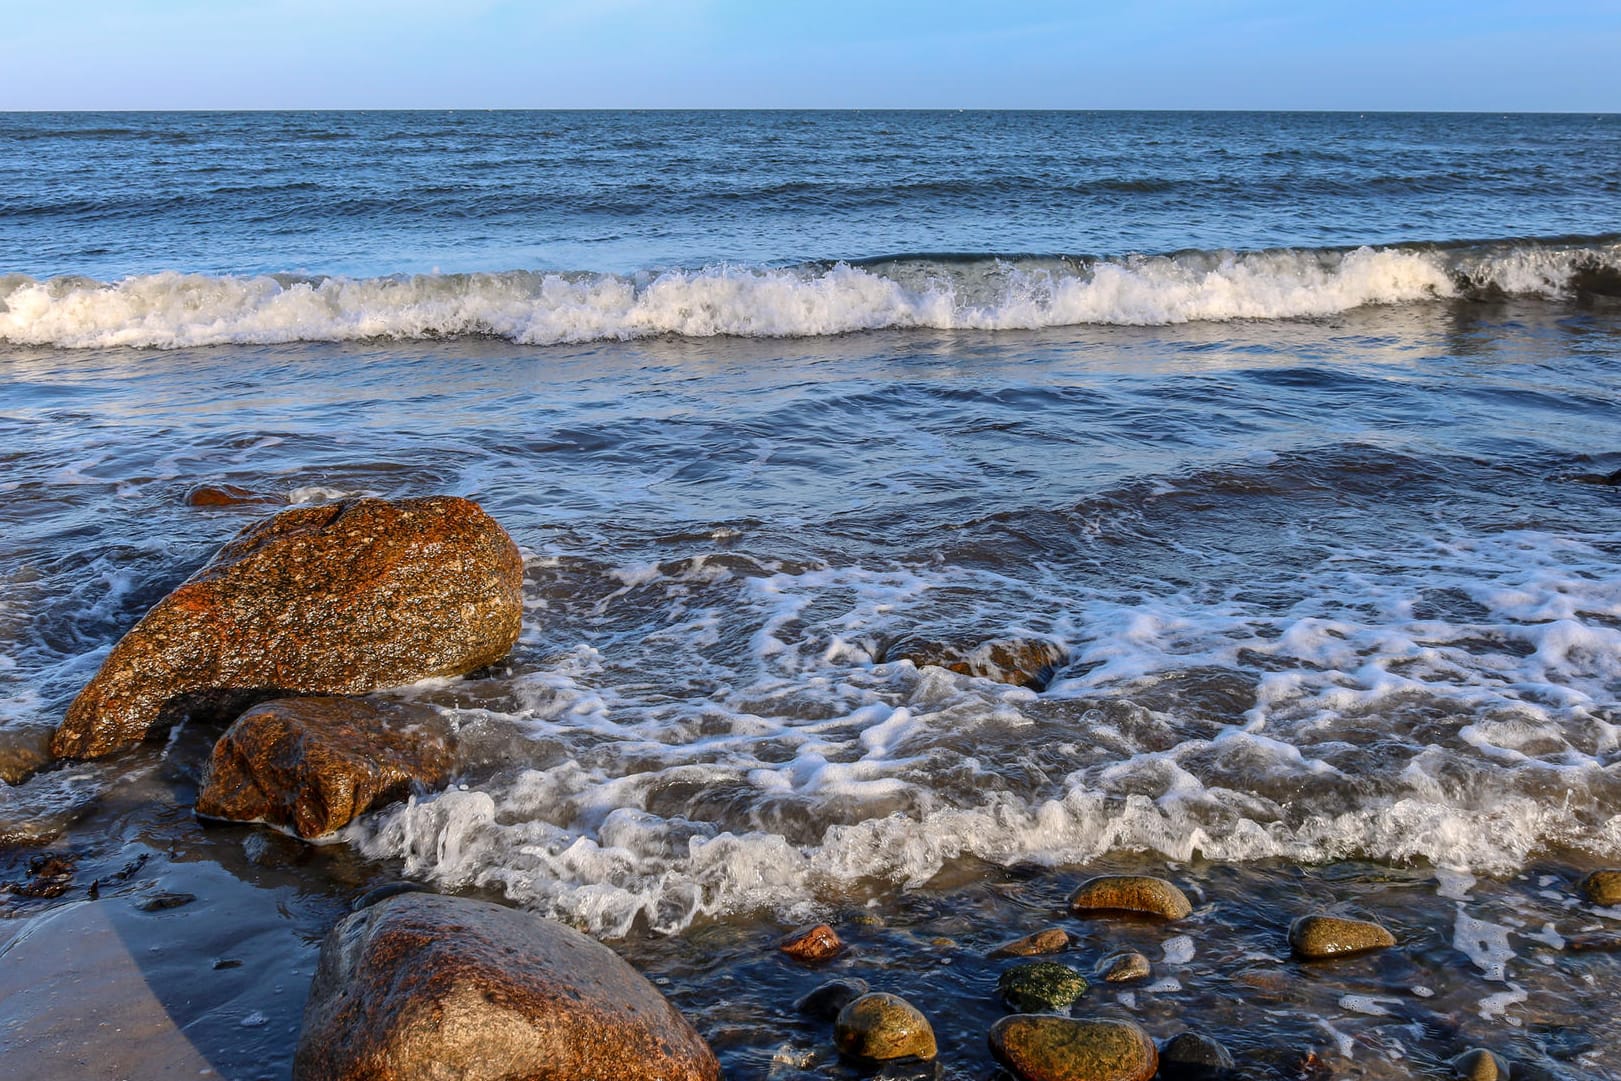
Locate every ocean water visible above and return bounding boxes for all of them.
[3,111,1621,1079]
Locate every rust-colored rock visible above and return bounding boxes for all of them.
[990,1015,1158,1081]
[779,922,843,961]
[52,496,523,759]
[888,635,1068,690]
[186,483,280,508]
[991,927,1073,958]
[1068,875,1192,920]
[293,893,719,1081]
[196,696,454,839]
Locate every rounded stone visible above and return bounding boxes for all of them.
[990,1015,1158,1081]
[1159,1031,1235,1079]
[991,927,1074,958]
[1451,1047,1510,1081]
[1288,914,1396,959]
[833,992,937,1062]
[998,961,1089,1013]
[1068,875,1192,920]
[1096,951,1151,983]
[794,978,870,1020]
[1581,869,1621,907]
[779,922,843,961]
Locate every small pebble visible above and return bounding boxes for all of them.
[1068,875,1192,920]
[1288,914,1395,959]
[1096,950,1152,983]
[780,922,843,962]
[991,928,1073,958]
[834,993,937,1062]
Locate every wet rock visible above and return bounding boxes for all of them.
[998,961,1089,1013]
[195,696,454,840]
[1159,1031,1235,1079]
[351,880,431,912]
[886,635,1068,690]
[1566,932,1621,952]
[991,927,1073,958]
[293,893,719,1081]
[833,993,937,1063]
[779,922,843,962]
[0,727,50,784]
[1452,1047,1510,1081]
[134,891,196,912]
[1067,875,1192,920]
[1580,869,1621,906]
[53,496,523,759]
[186,483,280,508]
[1288,914,1396,959]
[989,1015,1158,1081]
[1096,950,1151,983]
[795,977,870,1020]
[2,853,76,899]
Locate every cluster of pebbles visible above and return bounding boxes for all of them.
[773,871,1621,1081]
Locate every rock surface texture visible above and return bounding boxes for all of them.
[1288,914,1396,959]
[888,636,1068,690]
[832,992,938,1062]
[998,961,1089,1013]
[989,1015,1158,1081]
[1068,875,1193,920]
[53,496,523,759]
[1581,869,1621,906]
[195,696,455,839]
[991,927,1073,958]
[778,922,843,961]
[293,893,719,1081]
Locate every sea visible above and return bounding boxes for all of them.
[1,110,1619,1079]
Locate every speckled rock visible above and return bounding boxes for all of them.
[1451,1047,1510,1080]
[53,496,523,760]
[991,928,1073,958]
[186,483,280,508]
[195,696,454,839]
[795,978,870,1020]
[1581,869,1621,907]
[989,1015,1158,1081]
[998,961,1089,1013]
[1159,1032,1235,1079]
[292,893,719,1081]
[1096,951,1151,983]
[887,636,1068,690]
[1288,914,1396,959]
[833,993,937,1062]
[779,922,843,961]
[1068,875,1192,920]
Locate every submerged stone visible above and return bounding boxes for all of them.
[1451,1047,1511,1080]
[1288,914,1396,959]
[833,993,937,1062]
[795,977,870,1020]
[53,496,523,760]
[886,635,1068,690]
[991,927,1073,958]
[1581,869,1621,907]
[998,961,1089,1013]
[1096,951,1151,983]
[989,1015,1158,1081]
[1159,1031,1235,1079]
[1068,875,1192,920]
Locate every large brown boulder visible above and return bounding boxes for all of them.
[293,893,720,1081]
[196,696,455,839]
[52,497,523,759]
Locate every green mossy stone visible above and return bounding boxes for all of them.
[998,961,1089,1013]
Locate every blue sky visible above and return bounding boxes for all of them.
[4,0,1618,111]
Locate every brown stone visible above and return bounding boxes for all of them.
[1096,950,1151,983]
[888,636,1068,690]
[779,922,843,961]
[186,483,279,508]
[293,893,719,1081]
[1452,1047,1510,1081]
[989,1015,1158,1081]
[52,496,523,759]
[1288,914,1396,959]
[1068,875,1192,920]
[833,992,937,1062]
[196,696,454,839]
[1581,869,1621,906]
[991,927,1073,958]
[0,726,50,784]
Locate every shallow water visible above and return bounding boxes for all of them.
[4,108,1621,1079]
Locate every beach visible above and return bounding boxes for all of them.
[2,110,1620,1079]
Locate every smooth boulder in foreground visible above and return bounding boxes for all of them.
[196,696,455,839]
[53,496,523,759]
[990,1015,1158,1081]
[294,893,720,1081]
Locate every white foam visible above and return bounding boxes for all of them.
[1453,907,1516,982]
[3,241,1614,349]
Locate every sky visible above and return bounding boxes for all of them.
[3,0,1619,111]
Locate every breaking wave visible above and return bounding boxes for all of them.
[3,237,1618,349]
